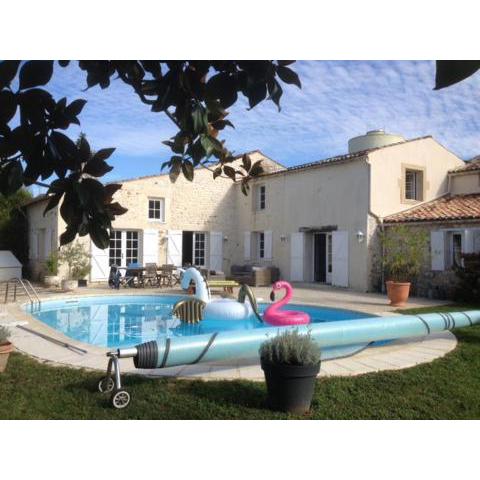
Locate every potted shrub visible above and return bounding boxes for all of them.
[58,242,91,291]
[259,329,321,414]
[381,225,428,306]
[43,251,60,288]
[0,325,13,373]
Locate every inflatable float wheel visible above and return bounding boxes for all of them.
[111,389,131,409]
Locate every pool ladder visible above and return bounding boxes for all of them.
[2,277,41,308]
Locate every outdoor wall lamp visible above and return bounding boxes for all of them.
[280,235,287,242]
[356,231,365,243]
[223,235,228,241]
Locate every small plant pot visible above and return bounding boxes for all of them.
[43,275,60,288]
[0,342,13,373]
[386,280,411,307]
[61,279,77,292]
[77,279,87,287]
[261,359,320,414]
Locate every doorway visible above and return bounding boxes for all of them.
[108,230,139,267]
[313,232,332,283]
[182,231,206,267]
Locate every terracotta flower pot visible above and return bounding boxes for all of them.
[386,280,411,307]
[0,342,13,373]
[61,279,77,292]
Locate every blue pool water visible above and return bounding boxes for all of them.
[28,295,375,349]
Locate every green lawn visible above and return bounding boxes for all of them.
[1,304,479,419]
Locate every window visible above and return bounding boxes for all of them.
[148,198,165,221]
[405,169,423,201]
[259,232,265,259]
[193,232,206,266]
[257,185,266,210]
[451,232,463,268]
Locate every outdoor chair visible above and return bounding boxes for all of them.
[159,264,176,287]
[143,263,160,287]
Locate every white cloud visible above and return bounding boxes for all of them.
[47,60,480,177]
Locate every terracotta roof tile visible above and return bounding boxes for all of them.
[384,193,480,223]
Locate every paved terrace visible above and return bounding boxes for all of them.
[1,282,454,381]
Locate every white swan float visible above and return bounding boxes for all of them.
[180,267,256,322]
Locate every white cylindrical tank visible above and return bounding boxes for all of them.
[348,129,405,154]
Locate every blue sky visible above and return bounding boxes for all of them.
[47,60,480,183]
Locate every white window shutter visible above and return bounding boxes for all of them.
[167,230,183,266]
[474,230,480,253]
[463,229,475,254]
[90,240,109,281]
[332,230,349,287]
[209,231,223,272]
[143,229,159,264]
[290,232,304,281]
[244,231,251,260]
[264,230,273,260]
[430,230,445,271]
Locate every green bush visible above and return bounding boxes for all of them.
[58,242,91,280]
[45,251,59,275]
[259,330,321,366]
[0,326,11,345]
[381,225,428,282]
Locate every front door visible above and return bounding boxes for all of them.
[313,233,326,282]
[109,230,140,267]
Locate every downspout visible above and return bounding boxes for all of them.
[366,157,385,293]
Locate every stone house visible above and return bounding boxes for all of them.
[382,157,480,298]
[24,130,479,294]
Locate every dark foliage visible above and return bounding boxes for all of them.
[0,60,301,248]
[435,60,480,90]
[0,188,31,266]
[455,253,480,302]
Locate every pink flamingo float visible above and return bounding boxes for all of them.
[263,281,311,326]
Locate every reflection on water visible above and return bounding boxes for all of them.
[32,297,371,349]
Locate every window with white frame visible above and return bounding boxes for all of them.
[258,231,265,259]
[148,198,165,221]
[256,185,266,210]
[193,232,206,266]
[405,169,423,201]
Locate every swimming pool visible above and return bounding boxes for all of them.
[28,294,375,351]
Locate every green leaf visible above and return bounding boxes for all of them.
[19,61,54,89]
[242,154,251,171]
[200,134,223,157]
[211,119,234,131]
[249,160,264,177]
[66,99,87,118]
[435,60,480,90]
[0,90,17,124]
[191,105,208,134]
[223,165,236,181]
[0,61,20,89]
[213,167,222,179]
[277,60,295,66]
[181,160,194,181]
[43,193,63,215]
[83,157,113,177]
[91,148,115,162]
[89,223,110,249]
[247,82,267,109]
[277,65,301,88]
[169,156,182,183]
[60,226,77,246]
[78,135,91,163]
[104,183,122,200]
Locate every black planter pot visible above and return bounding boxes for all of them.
[77,279,87,287]
[261,359,320,414]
